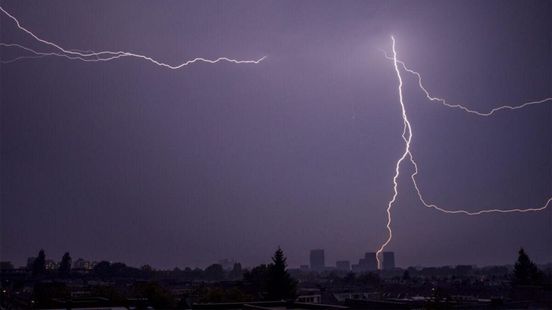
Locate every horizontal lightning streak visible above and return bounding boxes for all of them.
[0,6,265,68]
[381,50,552,116]
[409,153,552,215]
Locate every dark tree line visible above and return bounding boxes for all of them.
[31,249,46,276]
[59,252,71,276]
[26,247,297,308]
[26,246,297,299]
[243,247,297,300]
[25,247,549,292]
[30,249,71,277]
[513,248,545,287]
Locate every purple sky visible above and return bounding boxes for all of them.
[1,0,551,269]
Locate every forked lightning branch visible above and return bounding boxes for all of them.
[376,36,552,269]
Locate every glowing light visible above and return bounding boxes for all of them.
[376,36,552,269]
[0,6,265,68]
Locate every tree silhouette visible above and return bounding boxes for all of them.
[266,247,297,300]
[32,249,46,276]
[243,264,269,292]
[59,252,71,276]
[402,270,410,281]
[228,262,243,280]
[204,264,225,281]
[513,248,542,286]
[93,261,111,277]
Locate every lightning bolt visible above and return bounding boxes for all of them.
[376,36,412,270]
[0,6,265,68]
[376,36,552,269]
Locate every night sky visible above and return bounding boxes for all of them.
[1,0,551,269]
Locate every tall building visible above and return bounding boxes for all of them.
[309,249,325,272]
[364,252,378,271]
[336,260,350,271]
[351,252,378,273]
[383,252,395,270]
[356,258,368,272]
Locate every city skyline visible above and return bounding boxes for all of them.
[7,246,548,272]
